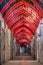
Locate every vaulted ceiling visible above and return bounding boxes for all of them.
[0,0,43,46]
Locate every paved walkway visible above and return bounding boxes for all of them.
[2,53,43,65]
[12,53,36,61]
[13,55,35,61]
[2,61,43,65]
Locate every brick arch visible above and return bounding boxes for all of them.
[0,0,42,46]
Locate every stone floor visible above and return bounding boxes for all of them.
[12,53,36,61]
[2,53,43,65]
[13,56,34,60]
[2,61,43,65]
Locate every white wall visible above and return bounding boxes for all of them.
[36,18,43,62]
[0,13,11,63]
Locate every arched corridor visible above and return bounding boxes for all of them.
[0,13,43,65]
[0,0,43,65]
